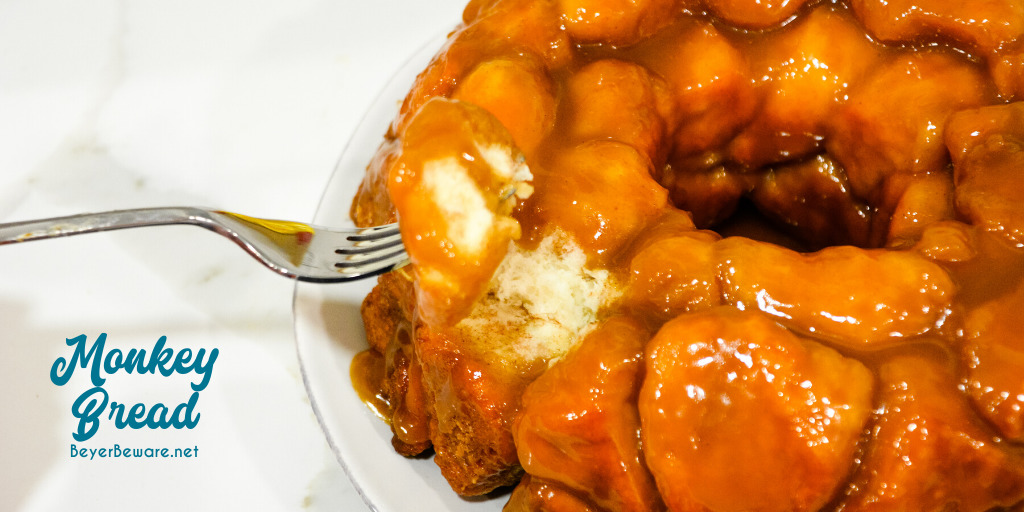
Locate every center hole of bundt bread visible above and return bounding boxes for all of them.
[659,151,882,252]
[689,167,882,253]
[714,199,817,252]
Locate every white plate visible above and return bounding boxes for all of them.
[292,35,507,512]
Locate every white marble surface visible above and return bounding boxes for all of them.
[0,1,466,510]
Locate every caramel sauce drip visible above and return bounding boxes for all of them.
[349,349,391,423]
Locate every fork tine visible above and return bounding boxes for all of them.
[346,223,401,242]
[336,231,403,255]
[335,250,409,275]
[335,244,407,268]
[329,222,409,277]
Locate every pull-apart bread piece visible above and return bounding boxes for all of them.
[354,95,624,494]
[384,97,534,328]
[349,0,1024,508]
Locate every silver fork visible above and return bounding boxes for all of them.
[0,207,408,282]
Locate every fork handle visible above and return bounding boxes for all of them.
[0,207,215,245]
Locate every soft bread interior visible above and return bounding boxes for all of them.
[455,230,622,364]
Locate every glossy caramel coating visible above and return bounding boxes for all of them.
[698,0,812,29]
[836,349,1024,511]
[884,171,956,247]
[396,0,571,135]
[946,102,1024,247]
[848,0,1024,55]
[626,230,722,321]
[718,237,955,347]
[386,97,529,327]
[640,308,874,512]
[657,163,752,229]
[911,220,978,264]
[505,475,598,512]
[525,140,669,261]
[564,59,677,167]
[826,49,996,205]
[414,320,542,494]
[558,0,680,46]
[349,0,1024,507]
[513,317,664,511]
[727,5,882,169]
[631,20,756,158]
[750,154,873,249]
[962,266,1024,442]
[990,44,1024,100]
[950,230,1024,443]
[453,56,557,157]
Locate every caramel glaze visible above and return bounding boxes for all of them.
[350,349,390,422]
[349,0,1024,509]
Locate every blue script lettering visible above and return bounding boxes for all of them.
[55,334,216,442]
[107,392,201,430]
[71,386,109,442]
[70,390,202,442]
[51,334,107,388]
[51,334,219,391]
